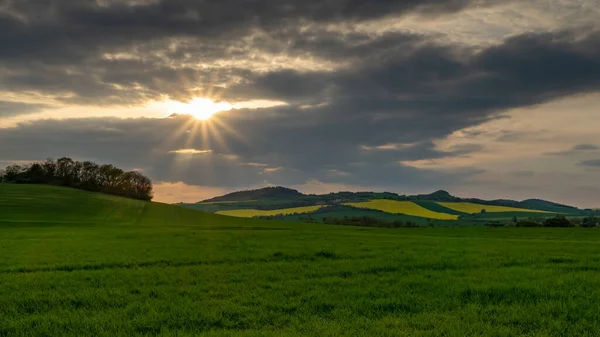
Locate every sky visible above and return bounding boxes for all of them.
[1,0,599,207]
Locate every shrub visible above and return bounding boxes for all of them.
[543,216,574,228]
[516,220,541,227]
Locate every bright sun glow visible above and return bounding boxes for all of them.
[166,98,233,120]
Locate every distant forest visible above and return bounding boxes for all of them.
[0,158,153,201]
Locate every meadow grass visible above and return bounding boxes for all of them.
[346,200,459,220]
[438,202,551,214]
[2,185,600,336]
[216,206,323,218]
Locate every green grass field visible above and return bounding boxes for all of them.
[2,184,600,336]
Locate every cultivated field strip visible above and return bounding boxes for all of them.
[346,200,459,220]
[216,205,324,218]
[438,202,550,214]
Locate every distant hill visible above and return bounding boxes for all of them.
[198,186,584,213]
[457,198,581,214]
[521,199,577,210]
[202,186,303,202]
[409,190,460,202]
[183,186,598,226]
[202,188,460,203]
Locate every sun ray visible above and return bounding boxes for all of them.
[208,114,247,145]
[200,119,212,152]
[204,120,232,154]
[161,115,198,152]
[184,118,202,149]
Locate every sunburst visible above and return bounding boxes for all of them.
[165,98,232,120]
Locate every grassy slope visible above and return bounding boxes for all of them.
[2,184,600,335]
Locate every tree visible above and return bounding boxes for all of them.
[41,158,57,182]
[581,216,599,228]
[3,165,23,182]
[56,157,77,186]
[79,161,100,191]
[26,163,46,183]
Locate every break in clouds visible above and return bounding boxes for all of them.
[1,0,600,206]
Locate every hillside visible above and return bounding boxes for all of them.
[0,184,275,229]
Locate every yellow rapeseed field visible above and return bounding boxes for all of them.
[216,205,323,218]
[346,200,458,220]
[437,202,549,214]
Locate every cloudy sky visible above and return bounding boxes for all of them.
[1,0,599,206]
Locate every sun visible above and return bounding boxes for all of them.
[166,98,232,120]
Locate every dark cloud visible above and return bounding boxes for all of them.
[0,0,495,104]
[0,0,484,64]
[573,144,599,151]
[217,29,600,176]
[545,144,600,156]
[468,30,600,104]
[580,159,600,167]
[230,29,600,114]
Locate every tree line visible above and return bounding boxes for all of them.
[511,215,599,228]
[0,158,153,201]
